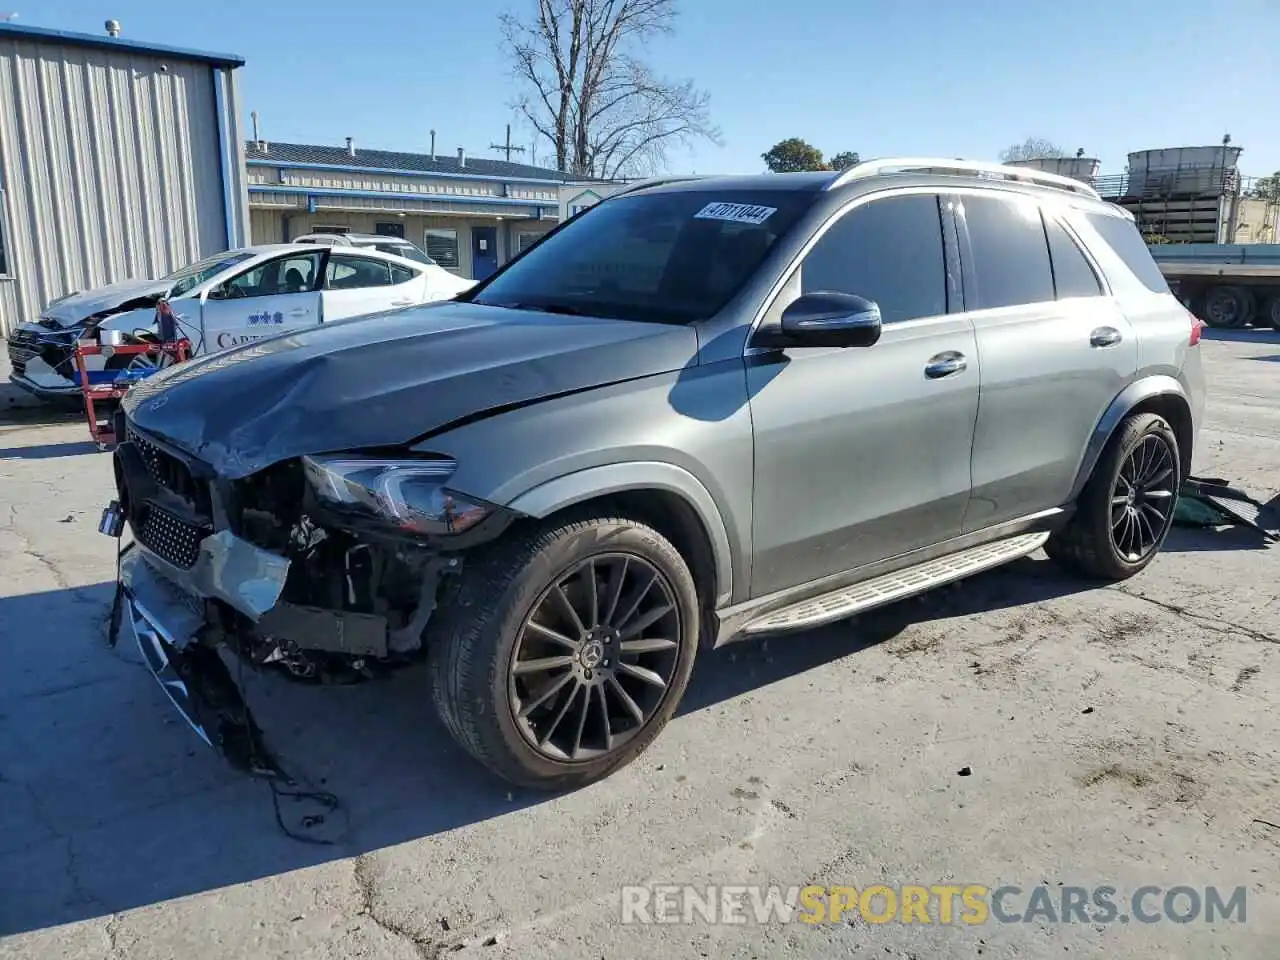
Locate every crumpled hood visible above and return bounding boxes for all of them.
[123,301,699,478]
[41,278,168,327]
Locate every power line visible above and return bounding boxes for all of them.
[489,124,527,163]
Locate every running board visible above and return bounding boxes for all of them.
[741,532,1050,635]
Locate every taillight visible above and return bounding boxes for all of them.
[1188,310,1205,346]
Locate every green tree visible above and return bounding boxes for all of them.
[827,151,861,171]
[1247,171,1280,201]
[762,137,826,173]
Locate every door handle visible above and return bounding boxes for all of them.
[390,299,413,306]
[924,351,967,379]
[1090,326,1122,347]
[289,309,308,317]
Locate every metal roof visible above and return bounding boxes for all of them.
[0,22,244,68]
[245,140,603,184]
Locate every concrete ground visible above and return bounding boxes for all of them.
[0,331,1276,959]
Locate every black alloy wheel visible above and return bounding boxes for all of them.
[428,514,700,790]
[1044,412,1182,582]
[509,554,681,762]
[1109,433,1177,563]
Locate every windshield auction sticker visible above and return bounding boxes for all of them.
[694,202,777,225]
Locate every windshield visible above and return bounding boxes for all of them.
[374,241,435,265]
[472,189,811,324]
[164,251,256,297]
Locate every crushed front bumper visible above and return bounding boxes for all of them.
[116,534,291,774]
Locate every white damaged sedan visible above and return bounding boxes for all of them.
[7,244,474,401]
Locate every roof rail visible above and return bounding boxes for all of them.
[825,157,1102,201]
[611,175,709,197]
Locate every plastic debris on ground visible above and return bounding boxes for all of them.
[1174,476,1279,542]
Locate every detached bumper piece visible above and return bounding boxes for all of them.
[118,545,285,778]
[1175,476,1280,541]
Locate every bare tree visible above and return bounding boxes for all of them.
[500,0,721,179]
[999,137,1067,163]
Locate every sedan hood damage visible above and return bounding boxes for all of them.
[41,278,169,327]
[122,302,699,478]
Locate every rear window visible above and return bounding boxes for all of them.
[472,189,812,324]
[374,242,434,265]
[1083,212,1170,293]
[962,194,1055,309]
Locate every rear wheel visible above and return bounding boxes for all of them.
[1199,285,1254,328]
[1264,293,1280,331]
[1046,413,1181,581]
[429,514,699,790]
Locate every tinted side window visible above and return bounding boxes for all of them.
[1044,215,1102,298]
[1083,212,1170,293]
[800,194,947,323]
[388,263,418,285]
[326,255,393,290]
[962,194,1055,309]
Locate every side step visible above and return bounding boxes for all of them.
[741,532,1050,635]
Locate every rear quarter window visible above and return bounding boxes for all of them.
[1083,212,1170,294]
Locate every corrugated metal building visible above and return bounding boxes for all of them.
[0,23,249,337]
[245,140,602,281]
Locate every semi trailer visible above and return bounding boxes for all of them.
[1150,243,1280,329]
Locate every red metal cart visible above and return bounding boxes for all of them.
[73,339,191,448]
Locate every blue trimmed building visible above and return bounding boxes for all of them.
[246,140,602,280]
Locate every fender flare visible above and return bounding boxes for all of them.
[1068,375,1192,501]
[504,461,736,608]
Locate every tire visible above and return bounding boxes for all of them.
[1264,294,1280,331]
[1199,285,1254,328]
[1045,413,1181,581]
[429,513,700,790]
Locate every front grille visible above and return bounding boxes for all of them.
[127,425,209,512]
[139,505,206,570]
[7,338,35,375]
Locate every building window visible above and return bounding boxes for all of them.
[517,232,541,253]
[312,224,350,235]
[0,188,10,277]
[424,228,459,268]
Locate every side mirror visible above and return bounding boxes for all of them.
[756,291,882,349]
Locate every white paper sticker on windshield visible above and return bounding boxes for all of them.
[694,202,777,226]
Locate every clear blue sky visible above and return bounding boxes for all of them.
[21,0,1280,180]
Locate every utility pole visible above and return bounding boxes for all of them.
[489,124,527,163]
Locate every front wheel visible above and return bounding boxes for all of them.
[1046,413,1181,581]
[429,514,700,790]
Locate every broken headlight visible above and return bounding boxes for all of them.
[301,455,492,536]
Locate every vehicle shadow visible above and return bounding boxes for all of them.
[0,557,1094,936]
[0,441,103,460]
[1248,354,1280,363]
[1160,524,1275,552]
[1201,327,1280,344]
[0,403,84,427]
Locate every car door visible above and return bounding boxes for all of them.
[321,254,422,322]
[198,251,324,352]
[746,191,979,598]
[956,192,1138,532]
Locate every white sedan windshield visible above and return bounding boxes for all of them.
[164,252,256,297]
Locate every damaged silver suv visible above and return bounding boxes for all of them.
[105,158,1206,790]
